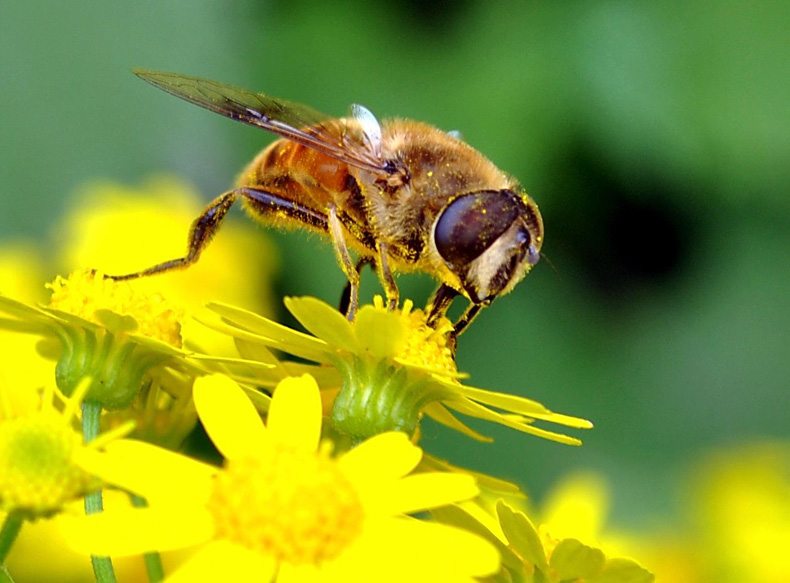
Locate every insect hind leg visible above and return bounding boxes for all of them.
[106,187,328,281]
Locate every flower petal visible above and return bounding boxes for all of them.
[353,305,404,359]
[394,518,499,577]
[422,402,493,443]
[165,540,277,583]
[378,473,478,515]
[193,374,268,459]
[421,455,523,497]
[338,432,421,484]
[204,302,332,361]
[459,385,594,429]
[284,296,359,352]
[334,517,499,582]
[75,441,214,504]
[446,398,584,445]
[496,500,548,570]
[61,506,213,556]
[267,375,322,451]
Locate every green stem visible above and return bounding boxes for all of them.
[0,512,23,564]
[130,494,165,583]
[82,401,117,583]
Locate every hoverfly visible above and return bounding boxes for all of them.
[111,70,543,337]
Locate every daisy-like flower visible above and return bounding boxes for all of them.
[433,497,654,583]
[198,296,592,444]
[0,270,191,411]
[432,475,655,583]
[55,175,279,355]
[62,373,500,583]
[0,377,132,564]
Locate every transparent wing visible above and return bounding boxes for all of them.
[134,69,387,175]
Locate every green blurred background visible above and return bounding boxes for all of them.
[2,0,789,531]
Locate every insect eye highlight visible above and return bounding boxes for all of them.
[434,190,521,268]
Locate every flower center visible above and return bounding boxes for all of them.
[207,446,365,566]
[396,301,457,376]
[0,411,94,515]
[47,270,182,348]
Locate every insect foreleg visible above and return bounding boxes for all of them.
[451,303,483,339]
[106,187,328,281]
[327,204,361,321]
[426,284,481,354]
[426,283,459,325]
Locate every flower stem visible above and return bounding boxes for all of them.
[130,494,165,583]
[82,400,117,583]
[0,512,23,564]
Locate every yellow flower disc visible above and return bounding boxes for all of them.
[0,411,94,514]
[207,446,364,565]
[47,270,182,348]
[395,300,457,376]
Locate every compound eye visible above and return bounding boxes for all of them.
[434,190,521,268]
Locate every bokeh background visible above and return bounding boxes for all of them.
[2,0,789,577]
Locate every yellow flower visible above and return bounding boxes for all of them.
[689,441,790,582]
[0,378,131,518]
[55,175,279,354]
[47,269,183,348]
[0,270,193,411]
[434,490,654,583]
[62,374,500,583]
[198,296,592,444]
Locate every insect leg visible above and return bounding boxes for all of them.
[106,187,327,281]
[327,204,361,320]
[452,303,483,338]
[338,256,375,316]
[426,283,460,326]
[376,242,399,311]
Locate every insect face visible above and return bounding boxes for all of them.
[433,189,543,304]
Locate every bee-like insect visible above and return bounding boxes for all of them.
[112,70,543,337]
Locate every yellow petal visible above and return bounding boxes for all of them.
[75,441,214,504]
[284,296,359,352]
[338,432,421,484]
[193,374,268,459]
[422,402,493,442]
[354,305,404,359]
[165,540,277,583]
[267,375,322,451]
[205,301,332,360]
[542,472,609,542]
[387,518,499,577]
[333,518,498,582]
[61,507,213,556]
[379,473,478,515]
[446,398,584,445]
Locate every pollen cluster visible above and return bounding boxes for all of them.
[0,412,94,515]
[207,446,365,565]
[396,301,457,376]
[47,270,182,347]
